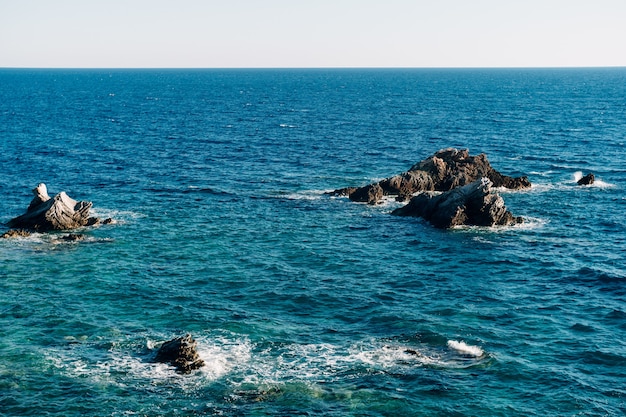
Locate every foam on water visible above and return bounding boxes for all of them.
[43,334,255,390]
[90,208,147,223]
[447,340,484,357]
[42,334,491,394]
[573,171,615,188]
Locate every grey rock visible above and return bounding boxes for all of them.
[392,178,523,228]
[330,148,531,204]
[154,334,205,374]
[7,183,98,231]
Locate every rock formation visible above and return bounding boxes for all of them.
[154,334,205,374]
[392,178,523,228]
[330,148,531,204]
[6,183,99,231]
[577,173,595,186]
[1,229,32,238]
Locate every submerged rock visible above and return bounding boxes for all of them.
[1,229,32,238]
[154,334,205,374]
[6,183,99,231]
[577,173,595,186]
[392,178,523,228]
[329,148,531,204]
[58,233,86,242]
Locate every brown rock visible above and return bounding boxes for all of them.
[154,334,205,374]
[1,229,32,238]
[392,178,523,228]
[330,148,531,205]
[349,183,384,205]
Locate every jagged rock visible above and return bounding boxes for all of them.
[59,233,86,242]
[577,173,595,185]
[154,334,205,374]
[1,229,32,238]
[392,178,523,228]
[329,148,531,204]
[380,170,435,200]
[6,183,98,231]
[348,183,384,205]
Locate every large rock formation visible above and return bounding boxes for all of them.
[6,183,99,231]
[330,148,531,204]
[154,334,205,374]
[392,178,523,228]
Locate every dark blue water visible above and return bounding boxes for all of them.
[1,68,625,416]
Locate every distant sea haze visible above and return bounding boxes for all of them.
[1,68,625,416]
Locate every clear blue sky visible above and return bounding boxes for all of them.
[1,0,624,68]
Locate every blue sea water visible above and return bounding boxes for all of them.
[0,68,625,416]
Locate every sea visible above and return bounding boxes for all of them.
[0,68,625,416]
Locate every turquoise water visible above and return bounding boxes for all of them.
[1,68,625,416]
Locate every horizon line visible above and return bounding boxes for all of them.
[2,65,625,71]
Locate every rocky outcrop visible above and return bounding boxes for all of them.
[1,229,32,238]
[577,173,595,185]
[6,183,99,231]
[330,148,531,204]
[154,334,205,374]
[392,178,523,228]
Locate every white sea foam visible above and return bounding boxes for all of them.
[573,171,615,188]
[44,334,488,393]
[275,190,328,201]
[447,340,484,357]
[573,171,584,183]
[44,333,255,390]
[90,208,146,223]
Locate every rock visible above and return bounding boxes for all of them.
[380,170,435,199]
[1,229,32,238]
[577,173,595,185]
[348,183,384,205]
[329,148,531,204]
[392,178,523,228]
[326,187,358,198]
[6,183,98,231]
[59,233,86,242]
[154,334,205,374]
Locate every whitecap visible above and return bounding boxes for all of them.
[447,340,484,357]
[573,171,584,183]
[573,171,615,188]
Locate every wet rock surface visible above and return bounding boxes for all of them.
[6,183,99,231]
[154,334,205,374]
[392,178,523,228]
[329,148,531,204]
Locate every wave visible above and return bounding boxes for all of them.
[446,340,484,357]
[573,171,615,188]
[451,216,547,233]
[268,189,330,201]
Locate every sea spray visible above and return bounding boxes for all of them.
[447,340,484,357]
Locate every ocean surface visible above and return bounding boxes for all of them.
[1,68,625,416]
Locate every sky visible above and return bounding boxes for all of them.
[1,0,625,68]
